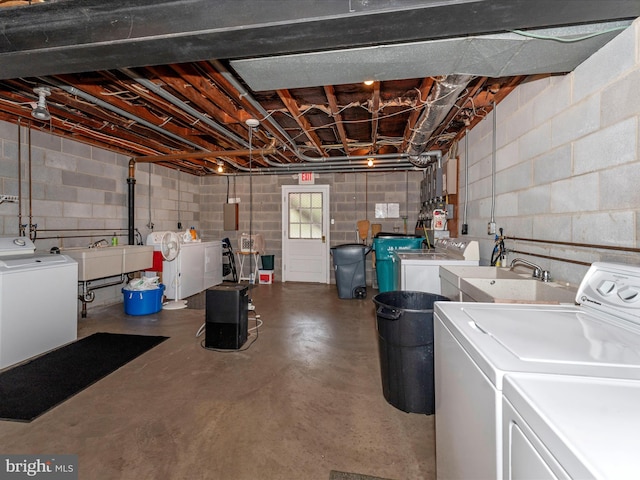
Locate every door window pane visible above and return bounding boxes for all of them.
[289,192,323,239]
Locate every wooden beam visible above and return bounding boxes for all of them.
[323,85,350,154]
[277,89,326,157]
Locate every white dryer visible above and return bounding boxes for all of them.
[434,262,640,479]
[502,373,640,479]
[146,232,221,300]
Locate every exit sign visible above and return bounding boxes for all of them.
[298,172,315,184]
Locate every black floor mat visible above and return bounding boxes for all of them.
[0,332,168,422]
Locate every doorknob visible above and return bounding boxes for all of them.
[322,235,326,243]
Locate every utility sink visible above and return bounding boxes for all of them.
[64,245,153,281]
[460,277,577,304]
[440,266,526,301]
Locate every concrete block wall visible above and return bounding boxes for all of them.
[0,121,200,310]
[456,18,640,286]
[200,170,423,285]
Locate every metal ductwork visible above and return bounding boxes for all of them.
[406,74,473,163]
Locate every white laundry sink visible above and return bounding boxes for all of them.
[460,277,577,304]
[121,245,153,273]
[64,245,153,281]
[440,266,525,301]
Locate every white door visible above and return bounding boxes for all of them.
[282,185,330,283]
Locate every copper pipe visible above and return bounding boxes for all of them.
[508,250,592,267]
[505,236,640,253]
[132,139,277,162]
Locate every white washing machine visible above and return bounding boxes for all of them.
[502,372,640,480]
[0,237,77,370]
[434,262,640,479]
[393,238,479,294]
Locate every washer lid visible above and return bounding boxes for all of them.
[0,253,73,269]
[504,373,640,479]
[435,301,640,388]
[470,307,640,368]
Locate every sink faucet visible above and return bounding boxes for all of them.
[509,258,550,282]
[89,238,109,248]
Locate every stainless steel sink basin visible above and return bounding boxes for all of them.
[459,277,577,304]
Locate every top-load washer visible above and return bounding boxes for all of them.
[0,237,77,370]
[434,262,640,479]
[393,237,479,294]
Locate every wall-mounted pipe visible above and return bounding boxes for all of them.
[508,249,591,267]
[17,120,23,236]
[505,236,640,253]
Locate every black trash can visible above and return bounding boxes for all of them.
[372,290,450,414]
[330,243,371,299]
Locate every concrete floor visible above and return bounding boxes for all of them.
[0,282,436,480]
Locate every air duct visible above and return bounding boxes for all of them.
[407,74,473,162]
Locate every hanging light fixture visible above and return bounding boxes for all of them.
[367,157,374,167]
[217,160,224,173]
[31,87,51,121]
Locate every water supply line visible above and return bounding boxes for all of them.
[462,130,469,234]
[17,119,23,236]
[489,102,497,233]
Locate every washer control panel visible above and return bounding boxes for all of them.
[577,262,640,323]
[0,236,36,256]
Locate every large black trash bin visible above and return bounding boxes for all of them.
[372,290,449,414]
[331,244,370,299]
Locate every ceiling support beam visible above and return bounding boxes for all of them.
[1,0,638,79]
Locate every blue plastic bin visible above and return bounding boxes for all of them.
[373,235,424,292]
[122,284,165,315]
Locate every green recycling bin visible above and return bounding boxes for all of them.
[261,255,275,270]
[373,234,424,292]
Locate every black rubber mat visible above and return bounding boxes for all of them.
[329,471,395,480]
[0,332,168,422]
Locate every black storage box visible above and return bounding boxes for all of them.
[205,284,249,349]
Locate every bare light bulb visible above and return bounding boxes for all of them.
[367,158,374,167]
[364,80,374,86]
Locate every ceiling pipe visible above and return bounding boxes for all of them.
[38,76,206,152]
[119,68,250,148]
[210,59,444,166]
[132,139,277,162]
[41,71,442,174]
[406,74,473,161]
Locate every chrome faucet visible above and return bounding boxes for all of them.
[89,238,109,248]
[509,258,550,282]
